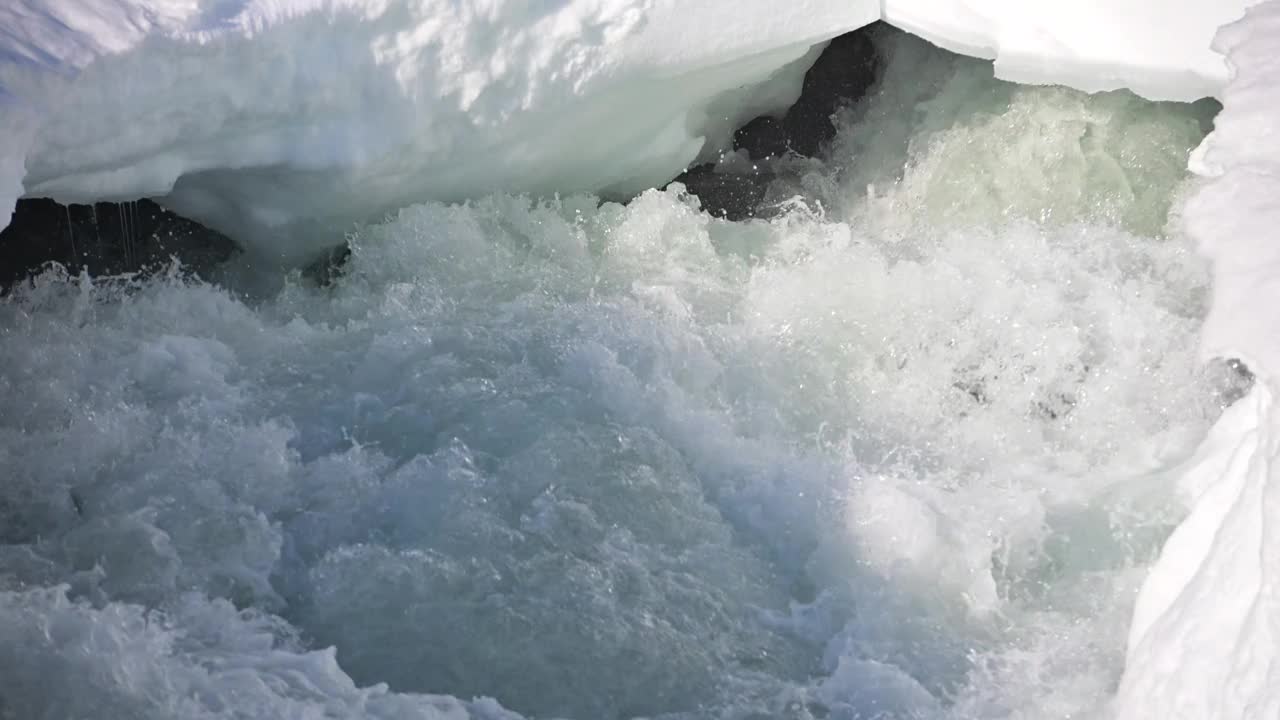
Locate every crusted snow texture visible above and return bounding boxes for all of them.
[0,0,876,262]
[0,0,1257,262]
[884,0,1260,101]
[1116,3,1280,719]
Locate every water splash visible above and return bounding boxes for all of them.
[0,31,1233,720]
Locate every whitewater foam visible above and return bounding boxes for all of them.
[0,31,1235,719]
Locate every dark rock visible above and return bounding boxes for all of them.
[736,25,883,161]
[732,115,790,163]
[0,198,238,291]
[302,243,353,287]
[672,24,883,220]
[676,165,776,221]
[1217,358,1256,406]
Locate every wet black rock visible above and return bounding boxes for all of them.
[1218,357,1256,406]
[302,243,353,287]
[676,165,776,221]
[671,25,883,220]
[0,198,238,291]
[734,26,882,162]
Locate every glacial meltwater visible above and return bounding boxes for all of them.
[0,32,1237,720]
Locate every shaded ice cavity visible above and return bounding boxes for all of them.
[0,32,1238,720]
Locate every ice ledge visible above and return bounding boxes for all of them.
[0,0,1261,262]
[1115,3,1280,718]
[884,0,1260,101]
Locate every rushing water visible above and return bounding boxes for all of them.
[0,31,1238,720]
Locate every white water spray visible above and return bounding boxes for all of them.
[0,31,1236,720]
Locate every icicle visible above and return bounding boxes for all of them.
[130,201,139,269]
[130,202,137,269]
[91,203,102,255]
[65,204,78,270]
[128,201,136,270]
[132,201,140,269]
[118,202,131,270]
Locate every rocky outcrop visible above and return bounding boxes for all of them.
[0,198,237,290]
[674,25,883,220]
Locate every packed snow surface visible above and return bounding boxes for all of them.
[1,0,879,262]
[883,0,1260,100]
[0,29,1242,719]
[1116,3,1280,718]
[0,0,1256,261]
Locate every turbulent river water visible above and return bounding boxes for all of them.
[0,31,1240,720]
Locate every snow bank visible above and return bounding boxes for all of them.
[1115,4,1280,718]
[0,0,1258,262]
[882,0,1258,101]
[1,0,878,263]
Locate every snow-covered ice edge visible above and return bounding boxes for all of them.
[1116,4,1280,718]
[0,0,1257,261]
[0,0,880,262]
